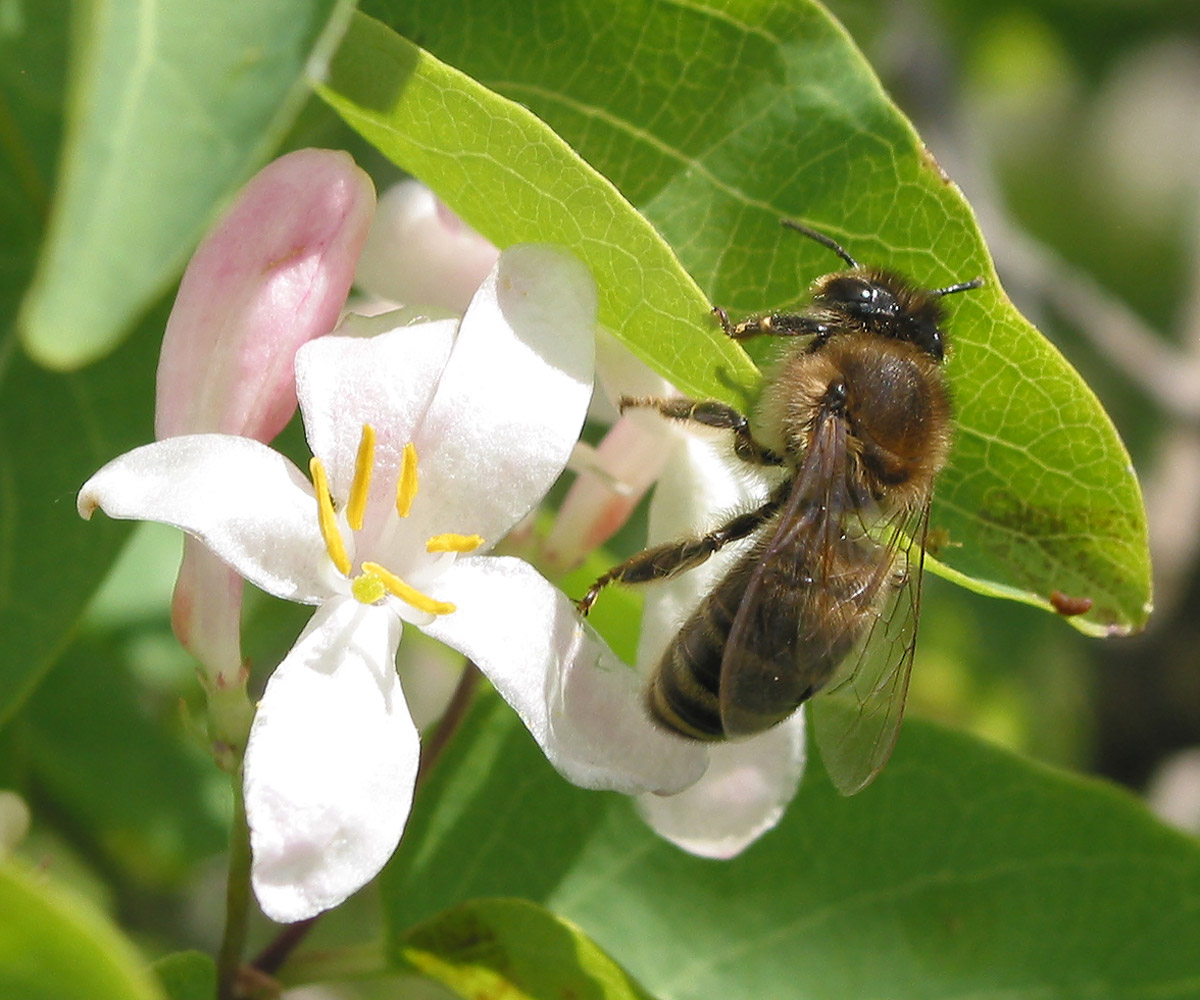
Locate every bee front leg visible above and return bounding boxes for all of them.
[618,395,784,467]
[713,305,827,342]
[576,492,783,615]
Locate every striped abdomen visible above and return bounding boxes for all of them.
[647,534,881,741]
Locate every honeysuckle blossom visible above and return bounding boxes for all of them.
[156,149,375,687]
[79,245,707,922]
[556,340,809,859]
[354,178,806,856]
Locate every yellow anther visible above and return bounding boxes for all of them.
[426,533,484,553]
[310,458,351,577]
[360,561,456,616]
[396,442,419,518]
[347,424,375,532]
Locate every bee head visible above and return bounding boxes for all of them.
[814,272,949,361]
[780,220,983,362]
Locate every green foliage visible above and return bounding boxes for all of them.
[323,2,1149,637]
[397,897,656,1000]
[17,0,354,369]
[0,310,160,725]
[153,952,215,1000]
[317,14,760,412]
[387,695,1200,1000]
[0,860,164,1000]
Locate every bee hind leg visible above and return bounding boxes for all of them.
[618,395,784,466]
[576,491,783,615]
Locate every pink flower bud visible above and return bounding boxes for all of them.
[155,148,376,440]
[155,149,375,686]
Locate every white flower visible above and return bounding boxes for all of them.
[634,431,807,859]
[554,338,809,859]
[79,246,706,922]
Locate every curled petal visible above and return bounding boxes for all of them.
[156,149,375,441]
[404,246,598,549]
[244,597,417,922]
[423,557,707,795]
[637,712,807,858]
[355,180,499,313]
[78,435,335,604]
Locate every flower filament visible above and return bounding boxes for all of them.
[310,426,484,616]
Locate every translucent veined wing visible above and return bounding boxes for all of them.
[809,500,931,795]
[718,406,862,737]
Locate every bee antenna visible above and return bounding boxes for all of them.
[780,219,860,270]
[931,276,984,297]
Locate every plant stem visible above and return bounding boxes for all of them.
[415,659,479,790]
[217,769,252,1000]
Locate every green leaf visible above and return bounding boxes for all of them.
[18,0,354,370]
[0,306,162,727]
[24,633,227,885]
[396,897,655,1000]
[384,697,1200,999]
[317,11,760,412]
[327,1,1149,635]
[0,859,164,1000]
[153,952,215,1000]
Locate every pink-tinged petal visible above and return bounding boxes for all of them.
[78,435,336,604]
[637,435,774,670]
[636,712,807,858]
[155,149,375,442]
[170,539,244,683]
[404,246,597,548]
[542,415,674,573]
[244,597,416,922]
[422,556,707,795]
[355,180,499,314]
[295,314,457,506]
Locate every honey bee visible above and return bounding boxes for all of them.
[577,220,982,794]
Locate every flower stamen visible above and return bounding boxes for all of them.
[426,533,485,553]
[310,457,351,576]
[360,560,455,615]
[347,424,375,531]
[396,442,419,517]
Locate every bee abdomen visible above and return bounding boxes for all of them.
[647,573,744,741]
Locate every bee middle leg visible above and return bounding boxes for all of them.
[576,490,783,615]
[618,395,784,467]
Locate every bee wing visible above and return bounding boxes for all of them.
[809,501,930,795]
[718,409,854,738]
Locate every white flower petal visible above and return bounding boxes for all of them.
[637,434,772,670]
[296,314,458,501]
[355,179,500,314]
[244,597,417,922]
[405,246,597,547]
[78,435,335,603]
[636,711,807,858]
[422,556,706,795]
